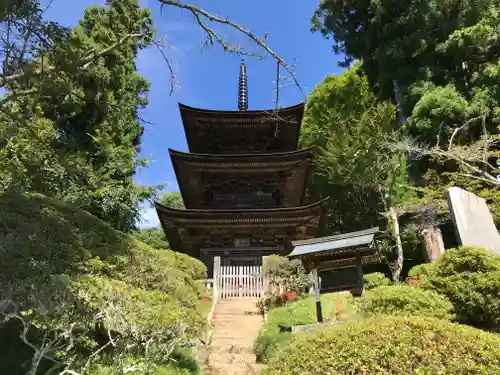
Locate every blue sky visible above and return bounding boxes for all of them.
[41,0,344,227]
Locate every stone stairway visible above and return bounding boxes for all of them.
[203,298,264,375]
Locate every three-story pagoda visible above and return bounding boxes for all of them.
[155,62,329,277]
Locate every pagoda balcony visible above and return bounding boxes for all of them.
[209,192,279,208]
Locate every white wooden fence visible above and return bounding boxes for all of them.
[213,257,265,299]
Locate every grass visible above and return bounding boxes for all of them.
[254,292,359,363]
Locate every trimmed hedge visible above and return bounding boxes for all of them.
[363,272,391,289]
[409,246,500,329]
[263,315,500,375]
[254,293,357,363]
[360,284,454,319]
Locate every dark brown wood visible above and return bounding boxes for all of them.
[157,82,322,268]
[156,198,329,257]
[179,103,305,154]
[169,148,314,209]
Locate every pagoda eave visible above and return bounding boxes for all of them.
[178,102,305,154]
[178,102,305,116]
[155,198,329,256]
[169,148,315,209]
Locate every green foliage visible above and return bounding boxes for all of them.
[262,255,310,294]
[132,227,168,249]
[416,246,500,329]
[300,66,410,234]
[254,293,357,363]
[0,0,158,232]
[432,246,500,275]
[360,285,454,320]
[312,0,500,216]
[89,351,200,375]
[301,64,376,149]
[407,262,435,280]
[0,192,206,372]
[263,315,500,375]
[160,191,185,209]
[363,272,391,290]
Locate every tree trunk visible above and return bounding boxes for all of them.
[420,226,445,262]
[389,206,404,282]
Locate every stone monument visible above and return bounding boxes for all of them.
[446,186,500,255]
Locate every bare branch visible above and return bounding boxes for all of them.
[390,137,500,186]
[150,38,178,96]
[158,0,306,99]
[448,115,481,150]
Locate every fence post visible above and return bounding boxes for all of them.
[213,256,221,303]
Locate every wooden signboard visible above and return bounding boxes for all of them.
[319,266,359,294]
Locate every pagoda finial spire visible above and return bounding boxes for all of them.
[238,60,248,111]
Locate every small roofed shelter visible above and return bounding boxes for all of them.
[287,227,380,322]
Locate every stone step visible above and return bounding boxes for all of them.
[213,312,262,316]
[212,334,254,340]
[208,345,255,354]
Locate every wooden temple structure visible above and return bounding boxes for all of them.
[155,62,329,277]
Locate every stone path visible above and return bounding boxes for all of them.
[203,298,264,375]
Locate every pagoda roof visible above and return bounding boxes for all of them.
[169,148,315,209]
[178,102,305,154]
[155,198,329,257]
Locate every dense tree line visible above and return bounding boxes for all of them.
[303,0,500,280]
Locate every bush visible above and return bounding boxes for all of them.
[360,285,454,319]
[262,255,310,294]
[0,192,206,373]
[432,246,500,275]
[363,272,391,289]
[263,315,500,375]
[254,293,357,363]
[411,246,500,329]
[407,262,435,279]
[256,292,299,314]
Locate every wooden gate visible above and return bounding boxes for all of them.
[213,257,264,299]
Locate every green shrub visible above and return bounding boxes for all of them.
[407,262,435,279]
[414,246,500,329]
[263,315,500,375]
[0,192,206,373]
[363,272,391,289]
[262,255,310,294]
[432,246,500,276]
[360,285,454,319]
[428,270,500,329]
[89,352,199,375]
[254,293,356,363]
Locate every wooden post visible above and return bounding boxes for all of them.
[213,256,221,303]
[352,251,364,297]
[312,267,323,323]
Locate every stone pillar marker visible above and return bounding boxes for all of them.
[446,187,500,255]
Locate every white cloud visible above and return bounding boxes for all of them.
[138,206,161,229]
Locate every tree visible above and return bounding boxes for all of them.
[0,0,156,232]
[301,65,382,233]
[312,0,497,114]
[301,66,413,281]
[1,0,308,233]
[159,191,185,209]
[313,0,500,224]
